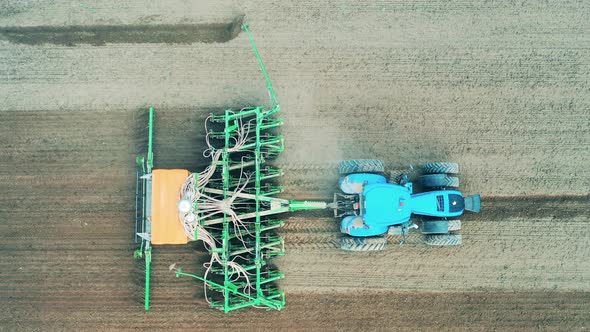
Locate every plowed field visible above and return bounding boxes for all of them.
[1,0,589,330]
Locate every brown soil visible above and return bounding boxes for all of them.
[4,291,590,331]
[1,0,589,330]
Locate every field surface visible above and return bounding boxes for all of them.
[1,0,589,330]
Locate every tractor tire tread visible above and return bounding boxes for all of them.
[425,234,462,246]
[448,219,461,232]
[338,159,385,175]
[421,162,459,174]
[340,236,387,251]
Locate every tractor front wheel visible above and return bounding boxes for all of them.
[421,219,449,234]
[419,174,459,189]
[448,219,461,232]
[420,162,459,174]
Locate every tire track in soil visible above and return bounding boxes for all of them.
[278,197,590,292]
[279,214,590,292]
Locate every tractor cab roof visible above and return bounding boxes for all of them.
[363,183,412,227]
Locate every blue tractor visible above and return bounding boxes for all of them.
[332,160,481,251]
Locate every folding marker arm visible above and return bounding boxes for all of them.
[134,106,155,311]
[242,24,280,111]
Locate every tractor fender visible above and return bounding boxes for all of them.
[340,215,388,237]
[339,173,386,194]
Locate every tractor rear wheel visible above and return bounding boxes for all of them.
[340,235,387,251]
[425,234,462,246]
[419,174,459,189]
[338,159,384,175]
[420,162,459,174]
[421,219,449,234]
